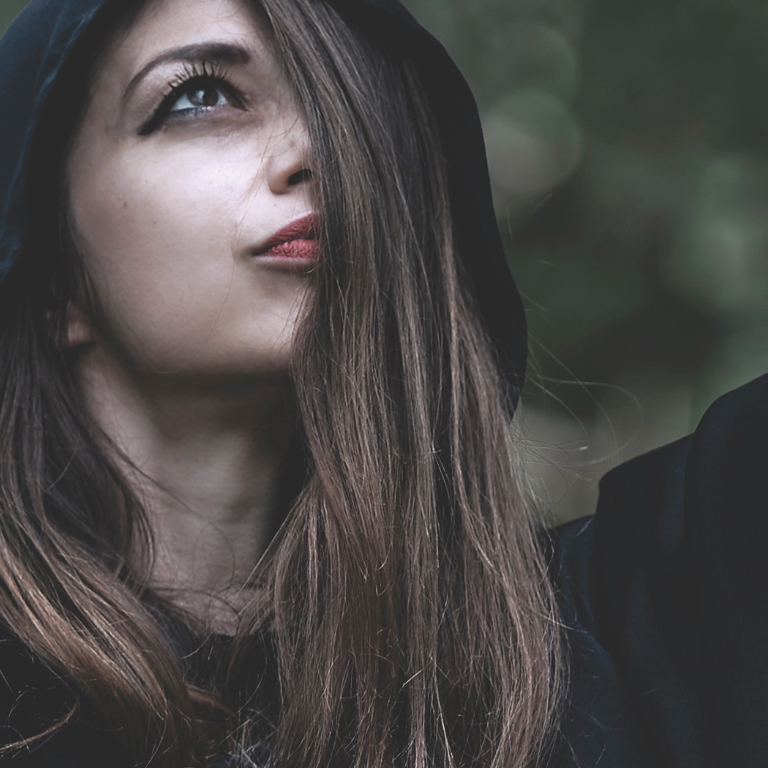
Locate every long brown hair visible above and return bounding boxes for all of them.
[0,0,564,766]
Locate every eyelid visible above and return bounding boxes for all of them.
[138,60,245,136]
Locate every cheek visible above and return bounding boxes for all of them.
[73,144,242,279]
[67,144,304,373]
[72,154,233,333]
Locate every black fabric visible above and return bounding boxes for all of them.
[548,372,768,767]
[0,626,272,767]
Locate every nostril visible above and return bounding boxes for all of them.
[288,168,313,185]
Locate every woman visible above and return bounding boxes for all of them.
[4,1,765,767]
[0,0,563,766]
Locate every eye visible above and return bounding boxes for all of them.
[139,62,246,136]
[170,82,232,114]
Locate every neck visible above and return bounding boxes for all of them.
[76,344,298,630]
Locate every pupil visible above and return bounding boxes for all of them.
[191,87,219,107]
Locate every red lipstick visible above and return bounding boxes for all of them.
[255,214,319,264]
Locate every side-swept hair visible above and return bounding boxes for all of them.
[0,1,564,766]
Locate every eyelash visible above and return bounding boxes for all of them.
[139,60,244,136]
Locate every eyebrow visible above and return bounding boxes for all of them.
[122,42,252,104]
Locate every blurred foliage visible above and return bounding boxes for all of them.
[4,0,768,521]
[401,0,768,522]
[0,0,27,32]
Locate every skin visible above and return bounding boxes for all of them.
[66,0,315,629]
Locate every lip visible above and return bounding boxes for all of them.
[253,214,319,265]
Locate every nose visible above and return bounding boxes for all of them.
[266,111,314,196]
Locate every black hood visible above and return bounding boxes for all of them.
[0,0,527,411]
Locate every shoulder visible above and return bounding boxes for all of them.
[0,636,71,765]
[0,633,127,767]
[549,372,768,767]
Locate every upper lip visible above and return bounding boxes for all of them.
[254,214,319,255]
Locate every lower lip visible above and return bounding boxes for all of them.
[256,239,318,266]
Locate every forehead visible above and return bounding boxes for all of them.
[100,0,271,78]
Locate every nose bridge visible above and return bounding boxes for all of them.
[265,105,312,195]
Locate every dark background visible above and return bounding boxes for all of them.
[4,0,766,522]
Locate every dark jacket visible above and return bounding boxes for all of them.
[550,372,768,768]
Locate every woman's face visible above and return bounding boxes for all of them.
[67,0,316,381]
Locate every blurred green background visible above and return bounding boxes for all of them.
[4,0,767,522]
[403,0,768,523]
